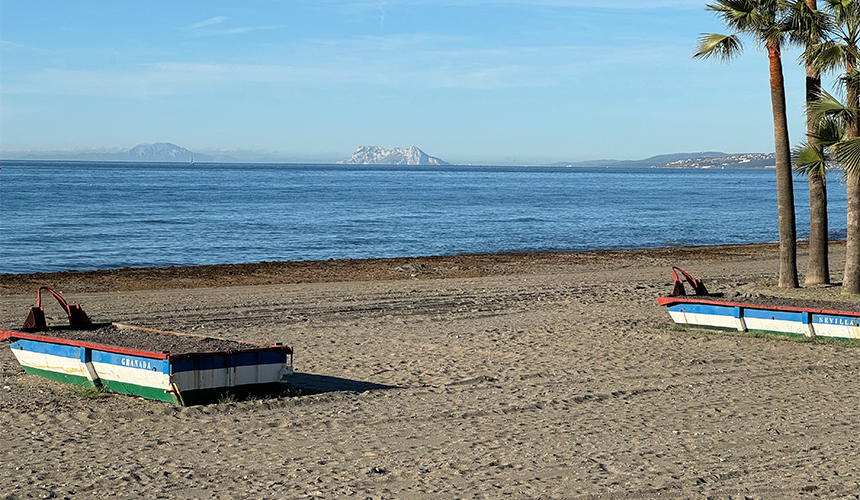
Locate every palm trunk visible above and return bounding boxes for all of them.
[805,69,829,285]
[845,173,860,293]
[844,59,860,294]
[807,170,829,284]
[768,40,799,288]
[804,68,829,285]
[804,0,830,285]
[804,173,830,285]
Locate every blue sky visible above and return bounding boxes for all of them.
[0,0,825,164]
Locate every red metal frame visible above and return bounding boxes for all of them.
[670,267,709,296]
[22,286,92,330]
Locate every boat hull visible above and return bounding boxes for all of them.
[2,326,293,405]
[658,297,860,341]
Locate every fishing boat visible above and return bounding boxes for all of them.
[659,268,860,341]
[2,326,293,405]
[1,288,294,405]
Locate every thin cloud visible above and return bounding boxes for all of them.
[200,25,280,36]
[21,35,680,98]
[190,16,227,29]
[187,16,279,36]
[0,40,47,52]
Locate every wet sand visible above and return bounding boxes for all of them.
[1,243,858,499]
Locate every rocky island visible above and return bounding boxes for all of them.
[338,145,449,165]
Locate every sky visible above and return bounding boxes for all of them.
[0,0,832,165]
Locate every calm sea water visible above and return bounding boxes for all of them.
[0,160,849,274]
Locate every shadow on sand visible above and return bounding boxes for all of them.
[282,372,400,395]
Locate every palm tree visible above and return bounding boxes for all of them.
[805,0,860,293]
[795,93,845,205]
[695,0,799,288]
[791,0,832,284]
[798,85,860,290]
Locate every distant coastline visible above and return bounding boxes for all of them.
[556,152,776,169]
[1,145,776,169]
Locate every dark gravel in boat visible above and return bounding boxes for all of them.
[17,324,261,354]
[678,294,860,313]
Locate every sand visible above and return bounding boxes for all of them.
[0,243,858,499]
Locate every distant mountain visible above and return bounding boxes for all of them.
[3,142,214,162]
[557,152,776,169]
[339,146,449,165]
[126,143,206,162]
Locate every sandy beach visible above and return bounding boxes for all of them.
[1,243,858,499]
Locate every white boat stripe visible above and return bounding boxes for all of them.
[172,364,284,391]
[743,317,808,335]
[91,362,171,389]
[11,349,88,377]
[668,311,737,330]
[812,324,860,339]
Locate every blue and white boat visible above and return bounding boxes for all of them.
[1,324,294,405]
[659,296,860,341]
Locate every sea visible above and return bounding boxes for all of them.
[0,160,849,275]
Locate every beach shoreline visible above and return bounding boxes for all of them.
[0,241,834,296]
[1,240,857,499]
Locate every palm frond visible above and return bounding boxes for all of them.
[834,137,860,176]
[803,41,848,75]
[786,0,833,47]
[823,0,860,27]
[821,0,846,11]
[820,1,860,64]
[842,67,860,93]
[812,115,847,147]
[707,0,780,36]
[808,88,850,123]
[706,0,757,23]
[694,33,744,60]
[793,141,829,177]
